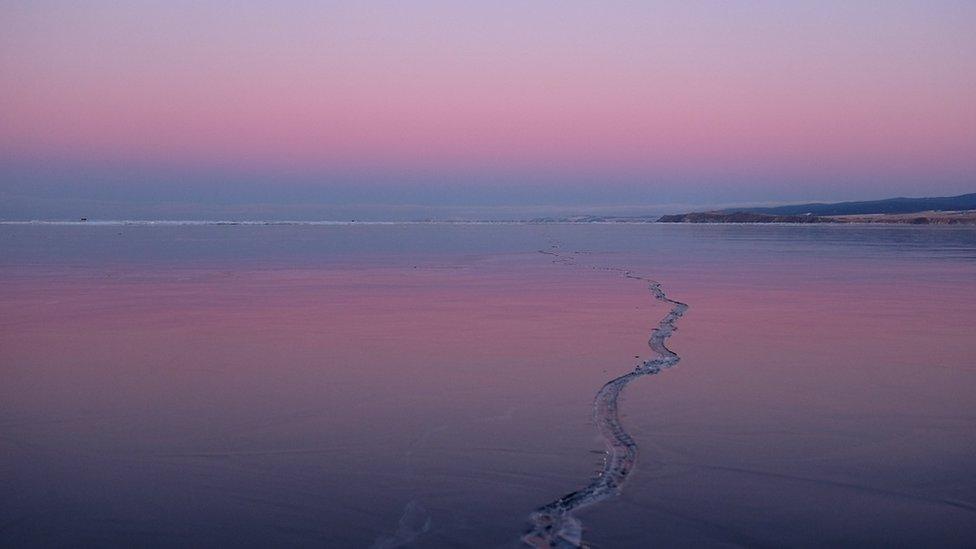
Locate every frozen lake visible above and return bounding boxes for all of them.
[2,222,975,547]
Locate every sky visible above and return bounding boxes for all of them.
[2,1,975,220]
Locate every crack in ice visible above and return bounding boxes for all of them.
[524,241,688,548]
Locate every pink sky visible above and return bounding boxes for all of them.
[1,2,974,218]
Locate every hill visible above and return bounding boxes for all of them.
[722,193,976,216]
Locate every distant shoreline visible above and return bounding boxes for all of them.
[652,192,976,224]
[655,210,976,225]
[6,193,976,226]
[3,215,976,226]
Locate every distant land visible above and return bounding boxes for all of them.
[717,192,976,216]
[661,192,976,224]
[534,193,976,224]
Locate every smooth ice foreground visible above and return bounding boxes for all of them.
[2,223,975,547]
